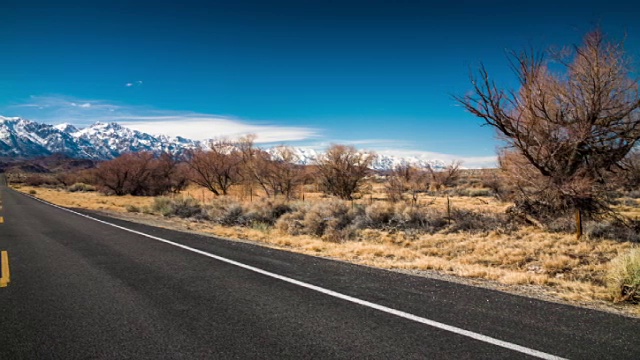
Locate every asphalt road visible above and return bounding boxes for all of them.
[1,184,639,359]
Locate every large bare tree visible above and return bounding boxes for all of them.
[185,140,243,196]
[316,144,376,200]
[456,29,640,229]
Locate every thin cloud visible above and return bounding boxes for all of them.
[125,80,143,87]
[6,95,319,143]
[71,102,92,108]
[120,117,319,143]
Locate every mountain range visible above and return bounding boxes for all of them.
[0,116,447,170]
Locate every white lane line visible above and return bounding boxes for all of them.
[22,192,566,360]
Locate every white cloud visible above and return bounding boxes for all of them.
[7,95,319,143]
[125,80,143,87]
[120,117,318,143]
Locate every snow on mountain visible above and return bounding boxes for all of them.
[267,146,446,170]
[0,117,200,160]
[53,123,79,133]
[0,116,448,170]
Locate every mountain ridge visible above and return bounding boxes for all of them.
[0,116,447,170]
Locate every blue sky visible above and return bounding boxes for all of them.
[1,1,639,167]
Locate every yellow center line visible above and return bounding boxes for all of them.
[0,216,4,224]
[0,251,9,287]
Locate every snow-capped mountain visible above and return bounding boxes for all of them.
[0,116,447,170]
[0,116,200,160]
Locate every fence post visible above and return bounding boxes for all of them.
[447,195,451,225]
[576,208,582,240]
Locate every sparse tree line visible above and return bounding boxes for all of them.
[13,137,467,202]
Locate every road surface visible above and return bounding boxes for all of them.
[0,184,639,359]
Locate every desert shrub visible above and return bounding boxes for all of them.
[302,200,353,237]
[626,190,640,199]
[151,197,173,217]
[29,189,37,195]
[171,197,205,219]
[68,182,96,192]
[125,204,141,213]
[449,187,493,197]
[446,209,513,234]
[365,202,396,228]
[275,199,357,242]
[585,221,640,242]
[150,196,205,219]
[392,203,438,230]
[204,197,247,225]
[275,209,307,235]
[251,221,272,233]
[607,248,640,303]
[218,204,246,225]
[467,188,493,197]
[546,216,577,233]
[244,199,294,225]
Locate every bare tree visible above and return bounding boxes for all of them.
[456,29,640,231]
[234,134,271,197]
[616,149,640,191]
[185,140,243,196]
[94,152,153,195]
[427,160,461,190]
[316,144,376,200]
[385,163,428,203]
[148,152,189,195]
[264,145,306,199]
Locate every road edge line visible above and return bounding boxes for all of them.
[17,190,566,360]
[0,250,9,287]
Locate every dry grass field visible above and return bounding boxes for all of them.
[12,183,640,317]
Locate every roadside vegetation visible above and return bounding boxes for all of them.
[6,28,640,315]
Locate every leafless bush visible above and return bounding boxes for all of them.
[384,164,428,203]
[94,152,185,196]
[427,161,461,190]
[238,136,306,199]
[24,174,58,187]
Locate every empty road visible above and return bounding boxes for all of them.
[0,184,639,359]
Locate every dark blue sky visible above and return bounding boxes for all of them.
[1,0,639,167]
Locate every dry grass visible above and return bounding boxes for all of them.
[14,184,640,316]
[15,185,154,213]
